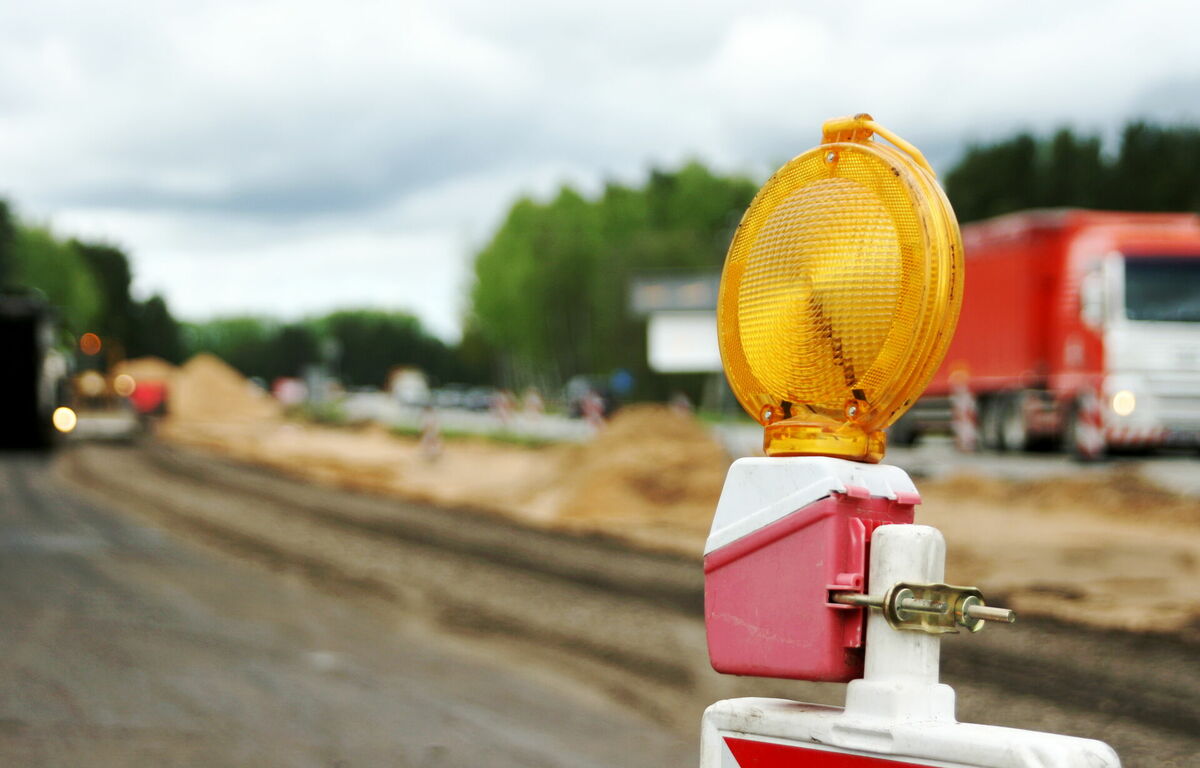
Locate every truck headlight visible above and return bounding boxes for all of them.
[1111,390,1136,417]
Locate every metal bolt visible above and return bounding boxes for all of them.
[833,592,944,614]
[831,592,880,608]
[831,587,1016,633]
[955,594,1016,632]
[825,151,837,163]
[964,604,1016,624]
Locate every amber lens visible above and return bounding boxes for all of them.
[718,133,962,461]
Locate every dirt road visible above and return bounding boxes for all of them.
[0,450,692,766]
[21,442,1200,766]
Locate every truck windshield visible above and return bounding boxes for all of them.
[1124,257,1200,322]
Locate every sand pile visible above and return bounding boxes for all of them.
[168,354,282,424]
[550,404,729,548]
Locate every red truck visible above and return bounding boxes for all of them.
[892,209,1200,456]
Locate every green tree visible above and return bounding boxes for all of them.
[0,199,15,288]
[1106,122,1200,212]
[184,310,458,387]
[273,323,320,381]
[184,315,277,374]
[129,295,185,364]
[72,239,137,350]
[454,321,498,385]
[1039,129,1103,209]
[315,309,452,388]
[9,225,103,333]
[946,121,1200,222]
[467,160,756,398]
[0,204,189,364]
[944,133,1039,222]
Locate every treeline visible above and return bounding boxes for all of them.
[185,310,490,388]
[469,161,757,398]
[0,199,185,362]
[0,199,475,388]
[946,122,1200,222]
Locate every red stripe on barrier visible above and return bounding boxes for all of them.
[725,737,935,767]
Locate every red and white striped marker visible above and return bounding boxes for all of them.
[949,379,978,453]
[1106,424,1166,449]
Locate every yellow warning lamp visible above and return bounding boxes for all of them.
[718,114,963,463]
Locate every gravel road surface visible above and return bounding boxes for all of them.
[7,441,1198,766]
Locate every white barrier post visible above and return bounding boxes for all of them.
[842,525,954,726]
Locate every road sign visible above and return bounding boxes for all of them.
[704,695,1120,768]
[647,310,721,373]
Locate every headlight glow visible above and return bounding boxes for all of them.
[1111,390,1136,417]
[52,406,78,433]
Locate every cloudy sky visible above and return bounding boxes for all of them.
[2,0,1198,340]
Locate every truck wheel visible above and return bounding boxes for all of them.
[1000,394,1029,452]
[888,413,919,447]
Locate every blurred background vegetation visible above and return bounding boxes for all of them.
[469,161,757,399]
[4,120,1200,397]
[945,122,1200,221]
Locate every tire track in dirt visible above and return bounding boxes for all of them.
[60,443,707,727]
[137,442,705,615]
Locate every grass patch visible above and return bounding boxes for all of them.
[290,401,349,426]
[388,424,557,449]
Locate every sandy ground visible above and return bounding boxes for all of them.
[158,403,728,553]
[923,471,1200,636]
[124,350,1200,639]
[157,408,1200,642]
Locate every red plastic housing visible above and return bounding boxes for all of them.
[704,489,915,682]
